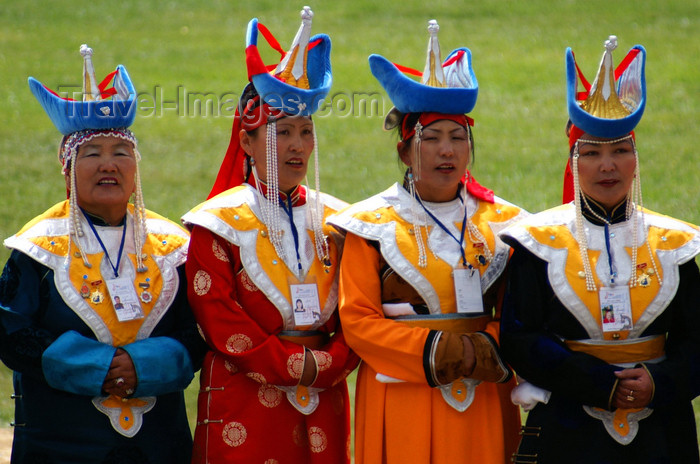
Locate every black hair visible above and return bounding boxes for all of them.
[239,83,262,138]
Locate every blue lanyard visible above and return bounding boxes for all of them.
[415,193,469,267]
[83,209,127,278]
[603,222,617,285]
[279,195,303,274]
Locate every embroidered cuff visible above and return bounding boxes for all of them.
[433,331,470,385]
[42,330,116,396]
[122,337,194,397]
[424,330,441,387]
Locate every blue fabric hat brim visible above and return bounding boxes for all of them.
[28,64,136,136]
[369,48,478,115]
[566,45,646,139]
[246,18,332,117]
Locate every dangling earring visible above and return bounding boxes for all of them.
[406,166,428,268]
[412,121,423,181]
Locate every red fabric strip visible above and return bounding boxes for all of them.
[208,100,286,198]
[463,170,494,203]
[96,70,119,99]
[572,51,591,97]
[393,62,422,77]
[44,84,75,101]
[614,48,640,80]
[256,22,286,58]
[98,70,118,92]
[401,112,470,141]
[308,38,321,50]
[246,45,269,80]
[208,109,246,199]
[442,49,465,68]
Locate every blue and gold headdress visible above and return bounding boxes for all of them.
[28,45,147,273]
[245,6,331,117]
[29,44,136,136]
[567,35,646,139]
[211,6,333,271]
[565,36,655,292]
[370,19,478,127]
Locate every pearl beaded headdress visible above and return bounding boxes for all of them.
[570,134,660,291]
[61,128,148,273]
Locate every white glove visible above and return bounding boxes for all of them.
[511,381,551,412]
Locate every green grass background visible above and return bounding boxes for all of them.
[0,0,698,451]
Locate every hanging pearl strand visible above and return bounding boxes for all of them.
[627,144,661,288]
[254,120,286,261]
[462,182,493,264]
[308,126,331,267]
[463,131,492,265]
[408,120,432,268]
[63,129,141,270]
[572,149,598,292]
[68,155,91,269]
[132,147,148,272]
[572,135,661,291]
[407,169,429,268]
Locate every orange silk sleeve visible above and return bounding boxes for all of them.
[338,232,433,384]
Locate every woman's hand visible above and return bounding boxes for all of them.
[612,367,653,409]
[300,349,318,387]
[102,348,138,398]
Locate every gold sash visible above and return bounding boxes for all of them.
[565,334,665,364]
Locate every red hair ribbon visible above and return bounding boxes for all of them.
[207,97,286,199]
[400,112,473,141]
[246,22,324,82]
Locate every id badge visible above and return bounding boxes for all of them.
[105,277,144,322]
[599,286,633,332]
[453,266,483,314]
[290,278,322,327]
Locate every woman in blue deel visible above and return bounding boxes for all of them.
[500,36,700,463]
[0,44,206,464]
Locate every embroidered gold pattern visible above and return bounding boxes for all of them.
[222,421,247,447]
[246,372,266,384]
[193,270,212,296]
[223,360,238,374]
[287,352,305,379]
[258,384,283,408]
[308,426,328,453]
[225,334,253,353]
[312,350,332,371]
[211,239,230,262]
